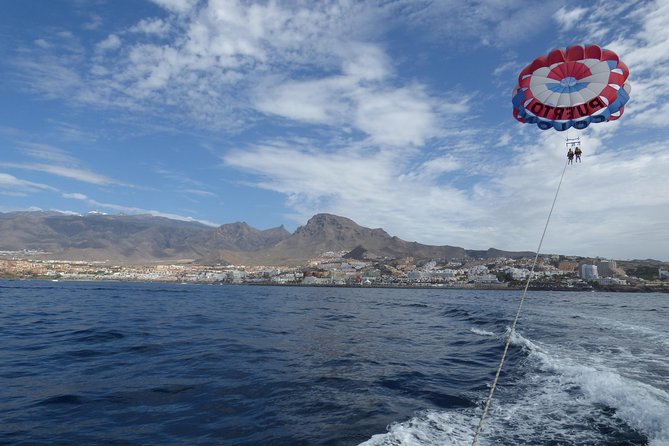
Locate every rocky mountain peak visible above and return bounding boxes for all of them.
[217,221,254,237]
[216,221,290,251]
[0,210,532,266]
[296,214,359,236]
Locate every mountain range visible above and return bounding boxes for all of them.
[0,211,534,266]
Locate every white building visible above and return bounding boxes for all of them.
[504,267,530,280]
[579,264,599,280]
[468,265,489,276]
[596,277,627,285]
[470,274,499,284]
[408,269,458,282]
[226,270,246,283]
[596,260,619,277]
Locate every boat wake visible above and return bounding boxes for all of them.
[360,330,669,445]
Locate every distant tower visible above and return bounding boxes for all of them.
[597,260,617,277]
[580,264,599,280]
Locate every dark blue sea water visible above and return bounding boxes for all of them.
[1,280,668,446]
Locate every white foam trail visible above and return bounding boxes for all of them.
[359,330,669,446]
[358,410,478,446]
[511,331,669,446]
[469,327,496,337]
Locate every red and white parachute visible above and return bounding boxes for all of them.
[512,44,631,131]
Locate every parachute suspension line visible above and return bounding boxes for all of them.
[471,158,570,446]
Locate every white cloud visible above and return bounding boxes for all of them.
[353,86,437,147]
[224,121,669,260]
[128,18,171,36]
[150,0,198,14]
[471,133,669,259]
[629,100,669,127]
[34,39,51,49]
[256,71,440,147]
[493,61,517,78]
[4,143,126,186]
[4,163,120,186]
[255,77,352,124]
[18,141,80,164]
[9,1,392,131]
[569,0,669,130]
[341,43,390,81]
[96,34,121,52]
[62,192,88,200]
[0,173,56,192]
[183,188,216,197]
[553,6,588,31]
[417,156,461,178]
[224,140,484,244]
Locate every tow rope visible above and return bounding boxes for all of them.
[471,158,570,446]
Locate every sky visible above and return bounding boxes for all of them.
[1,0,669,262]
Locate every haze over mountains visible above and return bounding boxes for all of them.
[0,211,533,266]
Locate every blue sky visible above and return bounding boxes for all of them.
[1,0,669,261]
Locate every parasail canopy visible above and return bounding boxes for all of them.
[512,44,631,131]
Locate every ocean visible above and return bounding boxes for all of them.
[1,280,667,445]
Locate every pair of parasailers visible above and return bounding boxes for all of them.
[567,146,582,164]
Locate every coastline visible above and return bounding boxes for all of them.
[2,277,667,293]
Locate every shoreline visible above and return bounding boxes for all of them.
[2,277,667,293]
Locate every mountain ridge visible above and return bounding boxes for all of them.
[0,211,534,265]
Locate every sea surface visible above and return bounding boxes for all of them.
[1,280,668,446]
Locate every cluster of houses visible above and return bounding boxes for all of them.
[1,252,667,289]
[285,254,632,287]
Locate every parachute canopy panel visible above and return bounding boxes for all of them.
[512,44,631,131]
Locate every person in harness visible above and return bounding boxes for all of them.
[574,146,582,162]
[567,148,574,164]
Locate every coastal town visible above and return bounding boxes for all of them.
[2,250,668,291]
